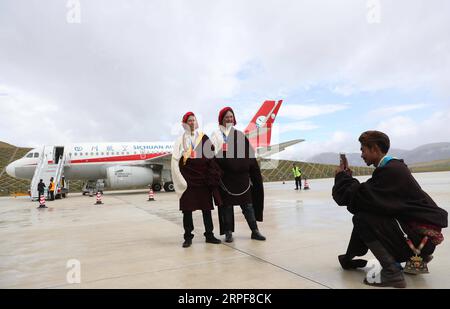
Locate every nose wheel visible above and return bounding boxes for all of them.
[152,183,162,192]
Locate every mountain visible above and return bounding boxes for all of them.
[308,143,450,166]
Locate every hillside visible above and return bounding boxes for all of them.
[0,141,15,148]
[309,143,450,166]
[409,159,450,173]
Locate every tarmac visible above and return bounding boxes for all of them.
[1,172,449,289]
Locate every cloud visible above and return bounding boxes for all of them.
[376,108,450,149]
[0,85,75,147]
[0,0,449,150]
[370,103,428,117]
[276,130,357,161]
[277,121,319,134]
[377,116,419,139]
[331,84,357,97]
[275,108,450,161]
[278,103,350,120]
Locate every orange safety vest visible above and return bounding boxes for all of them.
[50,181,55,191]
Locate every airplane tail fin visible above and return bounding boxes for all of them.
[244,100,282,148]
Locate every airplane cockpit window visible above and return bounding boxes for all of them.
[26,153,33,158]
[34,153,39,158]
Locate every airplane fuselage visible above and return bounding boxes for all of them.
[7,142,173,182]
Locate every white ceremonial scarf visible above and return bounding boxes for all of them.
[171,129,202,198]
[210,124,233,154]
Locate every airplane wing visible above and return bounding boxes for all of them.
[143,152,172,165]
[245,127,270,140]
[126,152,172,167]
[256,139,304,158]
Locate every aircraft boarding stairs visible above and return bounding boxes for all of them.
[30,151,65,200]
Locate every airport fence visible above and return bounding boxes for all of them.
[259,159,374,182]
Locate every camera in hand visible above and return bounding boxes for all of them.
[339,153,348,170]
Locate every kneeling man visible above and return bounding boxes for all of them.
[332,130,447,288]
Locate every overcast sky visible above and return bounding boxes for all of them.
[1,0,449,160]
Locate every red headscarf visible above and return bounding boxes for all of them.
[218,107,236,126]
[182,111,195,123]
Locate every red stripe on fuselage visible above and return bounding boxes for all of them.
[69,152,168,164]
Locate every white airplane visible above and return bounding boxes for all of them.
[6,100,303,198]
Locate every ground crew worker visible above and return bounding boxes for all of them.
[293,163,302,190]
[37,179,46,202]
[49,177,55,201]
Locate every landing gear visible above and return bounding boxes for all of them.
[152,183,162,192]
[163,182,175,192]
[82,180,104,195]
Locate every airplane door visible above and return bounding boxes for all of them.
[54,147,64,164]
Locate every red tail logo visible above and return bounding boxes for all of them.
[244,100,282,148]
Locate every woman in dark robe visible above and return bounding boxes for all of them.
[171,112,222,248]
[211,107,266,243]
[333,130,447,288]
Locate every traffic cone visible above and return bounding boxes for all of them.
[37,195,47,208]
[148,188,155,201]
[95,191,103,205]
[304,179,310,190]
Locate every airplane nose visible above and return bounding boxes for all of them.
[5,163,16,178]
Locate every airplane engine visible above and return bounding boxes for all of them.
[105,166,155,189]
